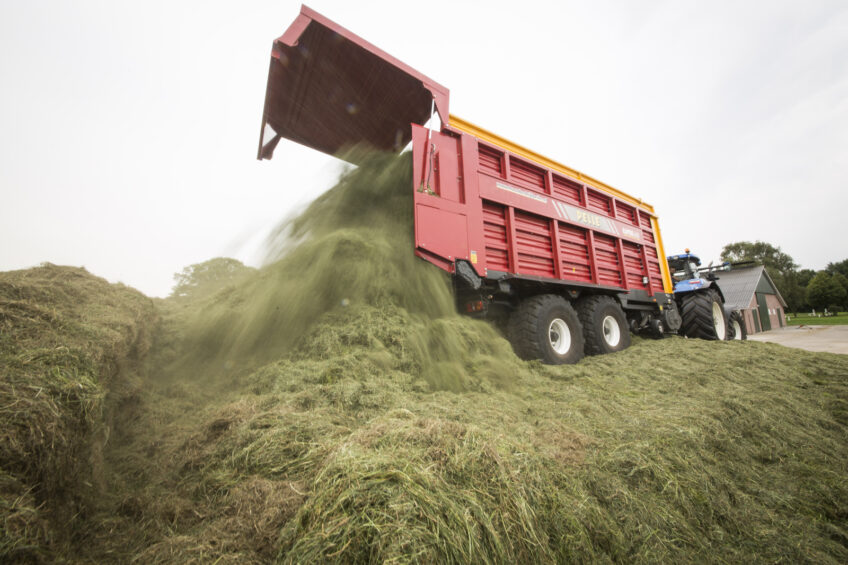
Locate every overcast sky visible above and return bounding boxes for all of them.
[2,0,846,297]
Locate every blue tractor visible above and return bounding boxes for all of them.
[666,250,731,340]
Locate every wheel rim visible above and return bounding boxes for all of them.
[601,315,621,347]
[732,319,742,340]
[712,302,726,340]
[548,318,571,354]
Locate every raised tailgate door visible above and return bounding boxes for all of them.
[258,5,449,163]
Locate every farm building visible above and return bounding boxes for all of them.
[715,265,787,334]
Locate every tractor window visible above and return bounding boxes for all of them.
[687,262,699,278]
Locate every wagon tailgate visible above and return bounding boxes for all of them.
[258,5,449,163]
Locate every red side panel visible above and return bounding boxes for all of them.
[412,124,666,296]
[591,233,619,287]
[558,223,592,282]
[482,202,509,272]
[412,125,478,273]
[513,210,556,278]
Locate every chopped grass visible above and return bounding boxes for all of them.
[0,264,157,562]
[2,152,847,563]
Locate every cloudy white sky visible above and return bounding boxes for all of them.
[2,0,846,297]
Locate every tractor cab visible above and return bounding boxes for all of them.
[667,249,712,294]
[668,250,702,282]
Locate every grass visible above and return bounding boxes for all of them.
[0,264,157,562]
[786,312,848,326]
[73,306,848,564]
[2,152,847,563]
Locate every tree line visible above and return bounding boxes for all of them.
[721,241,848,314]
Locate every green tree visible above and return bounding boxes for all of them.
[825,259,848,278]
[721,241,801,310]
[796,268,816,288]
[171,257,255,299]
[805,272,847,312]
[721,241,798,273]
[791,268,817,312]
[780,271,807,315]
[833,273,848,311]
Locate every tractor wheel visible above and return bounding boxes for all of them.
[507,294,584,364]
[649,318,665,339]
[728,310,747,340]
[577,295,631,355]
[678,289,727,340]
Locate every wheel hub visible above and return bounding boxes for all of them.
[601,315,621,346]
[732,319,742,340]
[548,318,571,354]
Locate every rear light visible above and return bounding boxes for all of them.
[465,300,484,313]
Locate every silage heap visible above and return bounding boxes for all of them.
[2,150,847,564]
[173,149,527,391]
[120,149,846,564]
[0,265,157,561]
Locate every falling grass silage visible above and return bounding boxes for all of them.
[170,150,523,392]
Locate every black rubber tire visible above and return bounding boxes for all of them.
[728,310,747,341]
[678,289,727,340]
[507,294,584,364]
[577,295,631,355]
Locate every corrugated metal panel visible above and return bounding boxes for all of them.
[552,175,582,205]
[482,201,509,271]
[616,201,637,225]
[558,223,592,282]
[646,253,663,294]
[449,115,657,215]
[479,144,503,177]
[514,210,555,278]
[714,266,764,311]
[509,156,546,193]
[622,241,647,290]
[638,211,652,229]
[594,233,622,286]
[586,189,611,216]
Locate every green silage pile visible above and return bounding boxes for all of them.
[0,264,157,562]
[2,151,847,563]
[128,324,847,564]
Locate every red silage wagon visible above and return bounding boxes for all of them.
[258,6,686,364]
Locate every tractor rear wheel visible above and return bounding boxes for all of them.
[678,289,727,340]
[507,294,584,364]
[728,310,747,340]
[577,295,631,355]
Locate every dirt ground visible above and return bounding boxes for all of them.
[747,325,848,355]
